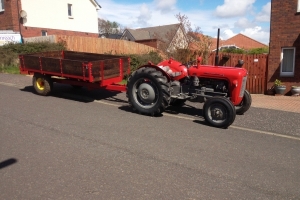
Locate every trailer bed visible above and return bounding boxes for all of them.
[19,51,130,85]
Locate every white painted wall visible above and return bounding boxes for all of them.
[21,0,100,33]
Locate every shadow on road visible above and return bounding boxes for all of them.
[0,158,17,170]
[20,83,213,127]
[20,83,127,104]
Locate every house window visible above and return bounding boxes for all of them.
[298,0,300,12]
[280,47,295,77]
[0,0,5,11]
[68,4,73,17]
[41,30,47,36]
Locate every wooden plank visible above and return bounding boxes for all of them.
[55,35,157,55]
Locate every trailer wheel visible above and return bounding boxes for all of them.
[203,96,236,128]
[127,67,170,116]
[32,74,53,96]
[235,90,252,115]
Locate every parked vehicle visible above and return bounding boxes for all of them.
[19,51,251,128]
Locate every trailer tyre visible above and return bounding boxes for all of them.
[126,67,170,116]
[33,74,53,96]
[203,96,236,128]
[235,90,252,115]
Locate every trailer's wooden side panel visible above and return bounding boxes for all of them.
[19,51,130,84]
[23,56,41,71]
[40,57,61,73]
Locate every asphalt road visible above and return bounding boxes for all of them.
[1,74,300,200]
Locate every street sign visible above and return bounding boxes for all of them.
[0,33,22,46]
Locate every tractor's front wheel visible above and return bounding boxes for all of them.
[235,90,252,115]
[203,96,236,128]
[126,67,170,116]
[32,74,53,96]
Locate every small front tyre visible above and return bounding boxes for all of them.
[32,74,53,96]
[203,96,236,128]
[235,90,252,115]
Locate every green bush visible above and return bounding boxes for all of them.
[0,41,66,54]
[0,42,66,67]
[220,47,269,55]
[247,47,269,54]
[0,42,66,73]
[220,48,246,54]
[127,51,163,72]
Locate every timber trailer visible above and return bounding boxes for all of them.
[19,50,251,128]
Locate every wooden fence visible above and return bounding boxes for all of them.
[208,52,268,94]
[54,35,158,55]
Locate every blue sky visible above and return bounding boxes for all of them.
[96,0,271,45]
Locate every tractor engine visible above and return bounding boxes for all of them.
[170,77,229,103]
[192,77,228,93]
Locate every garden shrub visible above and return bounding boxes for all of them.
[127,51,163,72]
[0,42,66,68]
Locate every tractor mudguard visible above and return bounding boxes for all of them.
[136,64,172,82]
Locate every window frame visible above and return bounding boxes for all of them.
[298,0,300,12]
[280,47,295,77]
[41,30,47,36]
[68,4,73,18]
[0,0,5,12]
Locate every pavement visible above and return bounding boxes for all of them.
[251,94,300,113]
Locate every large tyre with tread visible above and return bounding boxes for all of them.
[235,90,252,115]
[126,67,170,116]
[32,74,53,96]
[203,96,236,128]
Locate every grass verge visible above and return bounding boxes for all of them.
[0,65,20,74]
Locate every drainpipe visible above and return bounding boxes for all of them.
[215,28,220,66]
[16,0,23,43]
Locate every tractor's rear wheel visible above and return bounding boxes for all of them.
[203,96,236,128]
[32,74,53,96]
[126,67,170,116]
[235,90,252,115]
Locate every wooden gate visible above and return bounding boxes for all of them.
[208,53,268,94]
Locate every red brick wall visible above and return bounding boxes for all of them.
[0,0,20,31]
[269,0,300,93]
[21,26,98,38]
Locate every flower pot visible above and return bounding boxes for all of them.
[291,87,300,96]
[274,85,286,95]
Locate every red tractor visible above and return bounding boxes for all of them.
[126,57,251,128]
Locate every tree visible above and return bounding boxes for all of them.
[175,13,212,64]
[155,13,212,63]
[98,19,124,37]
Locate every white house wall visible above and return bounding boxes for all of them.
[21,0,99,33]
